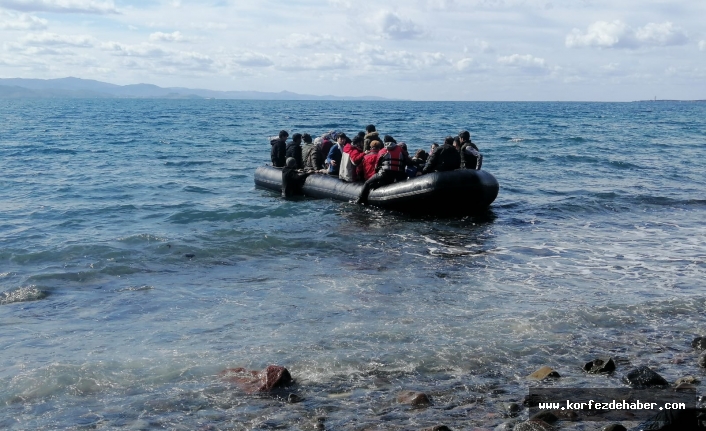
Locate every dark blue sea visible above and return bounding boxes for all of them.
[1,99,705,430]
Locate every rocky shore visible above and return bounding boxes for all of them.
[213,336,706,431]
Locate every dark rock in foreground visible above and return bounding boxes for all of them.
[621,366,669,388]
[220,365,293,393]
[584,357,616,374]
[397,391,432,407]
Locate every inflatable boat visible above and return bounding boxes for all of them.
[254,166,499,215]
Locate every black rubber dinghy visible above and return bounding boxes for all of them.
[254,166,499,215]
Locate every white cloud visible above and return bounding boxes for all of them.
[278,53,350,71]
[0,11,47,30]
[0,0,118,14]
[231,52,273,67]
[279,33,346,50]
[497,53,547,69]
[357,43,448,70]
[101,42,167,58]
[566,20,688,49]
[22,32,95,47]
[149,31,188,43]
[374,10,423,40]
[699,40,706,51]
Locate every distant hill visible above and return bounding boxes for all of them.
[0,77,390,101]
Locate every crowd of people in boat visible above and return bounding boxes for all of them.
[270,125,483,204]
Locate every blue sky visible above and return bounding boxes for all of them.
[0,0,704,100]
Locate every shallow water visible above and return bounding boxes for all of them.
[1,99,706,430]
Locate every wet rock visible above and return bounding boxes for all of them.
[698,352,706,368]
[601,425,627,431]
[287,393,303,403]
[505,402,521,415]
[675,376,700,385]
[583,357,616,374]
[420,426,452,431]
[397,391,431,407]
[529,411,557,424]
[514,420,555,431]
[691,337,706,350]
[674,383,697,392]
[527,366,560,380]
[621,366,669,388]
[185,253,195,258]
[220,365,293,393]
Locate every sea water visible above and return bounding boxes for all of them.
[1,99,705,430]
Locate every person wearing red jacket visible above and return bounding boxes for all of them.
[362,140,383,180]
[339,136,366,181]
[355,136,407,204]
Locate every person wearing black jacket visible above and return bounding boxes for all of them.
[459,130,482,169]
[422,136,461,174]
[270,130,288,167]
[286,133,303,169]
[282,157,311,197]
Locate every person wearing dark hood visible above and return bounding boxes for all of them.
[355,135,407,205]
[459,130,482,169]
[282,157,311,198]
[422,136,461,174]
[363,124,380,152]
[270,130,288,168]
[286,133,303,169]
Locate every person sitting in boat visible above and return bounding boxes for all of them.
[326,133,347,176]
[355,136,407,205]
[319,133,334,164]
[270,130,288,168]
[285,133,303,169]
[363,124,379,152]
[422,136,461,174]
[340,135,365,182]
[453,136,462,153]
[413,149,428,167]
[362,140,383,181]
[429,142,439,156]
[303,134,323,171]
[459,130,483,170]
[398,142,420,178]
[281,157,311,198]
[407,148,428,178]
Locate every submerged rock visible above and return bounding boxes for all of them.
[601,425,627,431]
[621,366,669,388]
[420,426,452,431]
[220,365,293,393]
[675,376,700,385]
[583,357,616,374]
[527,366,560,380]
[287,393,303,403]
[397,391,431,407]
[0,286,48,305]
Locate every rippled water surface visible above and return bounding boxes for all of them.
[1,99,706,430]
